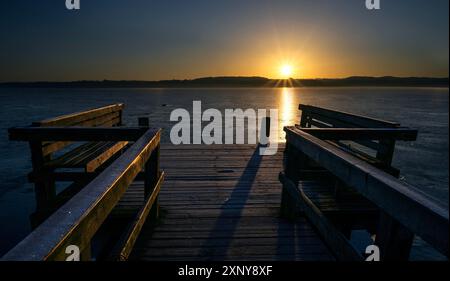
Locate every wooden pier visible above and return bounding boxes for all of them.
[2,103,448,261]
[129,144,333,261]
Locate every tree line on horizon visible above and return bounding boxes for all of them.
[0,76,448,88]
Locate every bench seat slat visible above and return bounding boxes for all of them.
[61,142,107,167]
[85,141,129,172]
[41,115,122,157]
[46,142,109,168]
[46,141,128,172]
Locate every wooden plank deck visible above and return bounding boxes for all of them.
[122,144,334,261]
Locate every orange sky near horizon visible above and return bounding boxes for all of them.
[1,1,448,82]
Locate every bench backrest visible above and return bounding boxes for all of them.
[298,104,414,173]
[299,104,400,129]
[34,104,124,157]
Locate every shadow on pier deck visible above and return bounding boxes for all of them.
[127,144,334,261]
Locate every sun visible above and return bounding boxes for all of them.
[279,64,294,78]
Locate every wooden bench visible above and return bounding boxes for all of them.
[298,104,417,176]
[9,104,129,226]
[4,126,163,261]
[279,105,446,261]
[34,103,126,172]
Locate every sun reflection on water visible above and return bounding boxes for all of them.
[278,87,298,142]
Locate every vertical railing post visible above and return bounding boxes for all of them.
[299,111,308,127]
[140,117,160,222]
[118,107,124,127]
[376,139,396,165]
[375,211,414,261]
[145,145,160,221]
[280,143,303,219]
[80,243,92,261]
[29,141,56,228]
[374,139,414,260]
[138,117,150,127]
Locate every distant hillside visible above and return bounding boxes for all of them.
[0,76,448,88]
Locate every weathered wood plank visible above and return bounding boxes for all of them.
[299,128,418,141]
[129,144,334,261]
[9,127,149,142]
[33,104,124,127]
[299,104,400,128]
[85,141,128,172]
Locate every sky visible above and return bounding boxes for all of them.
[0,0,449,82]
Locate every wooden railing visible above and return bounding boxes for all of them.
[11,104,126,228]
[298,104,409,173]
[280,104,449,261]
[2,127,163,261]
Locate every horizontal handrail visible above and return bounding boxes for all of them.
[297,127,418,141]
[284,126,449,257]
[1,128,161,261]
[9,127,151,142]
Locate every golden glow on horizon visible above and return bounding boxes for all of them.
[279,64,294,78]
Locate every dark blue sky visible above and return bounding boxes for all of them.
[1,0,448,81]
